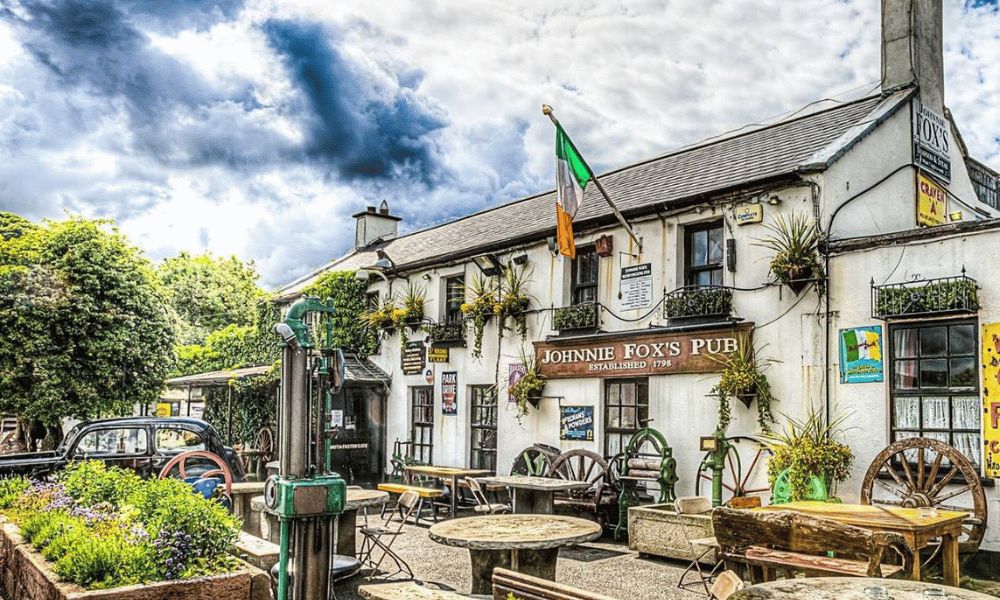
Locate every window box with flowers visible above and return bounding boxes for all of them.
[425,321,466,346]
[663,286,734,321]
[359,297,398,336]
[552,302,598,332]
[872,271,979,319]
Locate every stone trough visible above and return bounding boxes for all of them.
[627,503,715,563]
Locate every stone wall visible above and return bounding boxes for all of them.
[0,523,271,600]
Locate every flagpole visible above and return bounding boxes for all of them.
[542,104,642,253]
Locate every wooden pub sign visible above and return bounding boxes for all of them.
[535,324,751,379]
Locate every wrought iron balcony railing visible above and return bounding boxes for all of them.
[663,285,734,321]
[872,270,979,320]
[552,302,599,332]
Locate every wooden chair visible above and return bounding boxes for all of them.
[464,477,510,514]
[709,570,744,600]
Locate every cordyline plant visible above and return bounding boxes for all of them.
[754,212,824,293]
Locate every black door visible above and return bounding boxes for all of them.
[328,384,386,486]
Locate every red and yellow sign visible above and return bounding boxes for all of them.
[917,173,947,227]
[981,323,1000,477]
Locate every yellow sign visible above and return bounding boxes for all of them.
[156,402,172,418]
[981,323,1000,477]
[428,347,449,363]
[917,173,947,227]
[733,203,763,225]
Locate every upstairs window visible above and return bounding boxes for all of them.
[685,222,724,287]
[572,246,599,304]
[445,275,464,323]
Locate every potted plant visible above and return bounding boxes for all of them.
[710,338,777,434]
[461,273,497,358]
[398,281,426,329]
[498,265,532,339]
[755,212,824,294]
[508,347,546,419]
[359,296,397,335]
[761,411,854,503]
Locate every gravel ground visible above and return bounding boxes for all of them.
[331,519,709,600]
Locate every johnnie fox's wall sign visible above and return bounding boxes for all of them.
[535,325,751,379]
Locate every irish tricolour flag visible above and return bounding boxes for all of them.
[555,124,592,259]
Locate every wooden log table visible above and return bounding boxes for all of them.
[730,577,997,600]
[404,465,492,518]
[478,475,592,514]
[756,501,967,587]
[428,514,602,595]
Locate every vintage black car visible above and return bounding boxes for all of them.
[0,417,246,481]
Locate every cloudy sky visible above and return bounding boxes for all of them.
[1,0,998,289]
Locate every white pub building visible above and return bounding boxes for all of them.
[277,0,1000,565]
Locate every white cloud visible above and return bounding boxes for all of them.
[0,0,997,291]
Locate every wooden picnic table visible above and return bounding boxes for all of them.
[756,501,967,587]
[478,475,592,514]
[730,576,996,600]
[404,465,492,518]
[428,513,602,594]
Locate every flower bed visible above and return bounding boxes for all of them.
[0,461,258,596]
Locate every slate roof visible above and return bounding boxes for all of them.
[274,90,912,300]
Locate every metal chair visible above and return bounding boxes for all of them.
[675,496,722,596]
[464,477,510,514]
[358,490,420,580]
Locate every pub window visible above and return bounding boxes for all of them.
[889,320,980,467]
[410,386,434,464]
[572,246,599,304]
[365,292,380,312]
[684,221,724,287]
[604,378,649,457]
[469,385,497,472]
[445,275,464,324]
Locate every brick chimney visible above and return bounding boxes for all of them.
[882,0,944,113]
[353,200,401,249]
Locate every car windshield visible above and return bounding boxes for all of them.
[57,423,84,453]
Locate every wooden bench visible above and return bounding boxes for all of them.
[712,507,914,584]
[546,449,617,526]
[491,567,620,600]
[377,482,443,524]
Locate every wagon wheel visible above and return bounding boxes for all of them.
[510,443,562,477]
[159,450,233,505]
[252,426,275,481]
[547,449,609,489]
[606,453,624,493]
[860,437,986,566]
[694,436,773,503]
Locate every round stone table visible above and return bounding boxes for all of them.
[478,475,593,514]
[730,577,997,600]
[428,514,602,594]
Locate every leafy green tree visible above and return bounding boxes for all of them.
[0,214,175,448]
[301,271,375,356]
[156,252,263,346]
